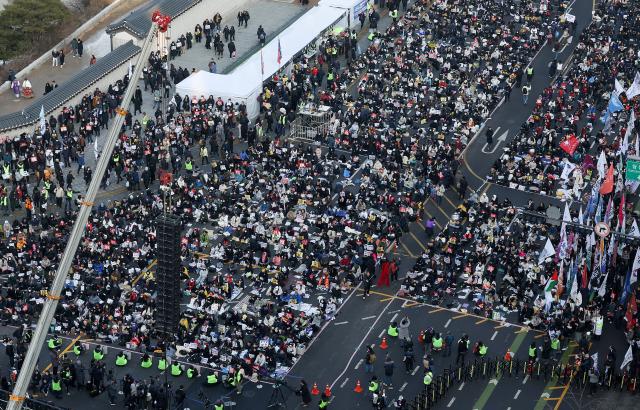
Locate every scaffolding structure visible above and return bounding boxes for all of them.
[289,103,332,143]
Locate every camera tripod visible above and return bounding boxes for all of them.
[266,381,288,409]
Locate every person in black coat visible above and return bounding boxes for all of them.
[228,41,236,58]
[297,380,312,407]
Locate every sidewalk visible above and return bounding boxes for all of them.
[0,0,148,115]
[170,0,307,74]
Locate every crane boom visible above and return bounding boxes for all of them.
[6,22,161,410]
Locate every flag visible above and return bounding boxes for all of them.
[545,269,559,292]
[594,194,603,223]
[569,259,579,300]
[625,293,638,331]
[557,261,565,298]
[538,238,555,265]
[591,353,599,372]
[618,192,626,229]
[128,61,133,79]
[597,150,607,179]
[615,78,625,95]
[626,71,640,99]
[631,247,640,286]
[557,203,571,260]
[598,270,608,297]
[599,164,614,195]
[620,269,632,305]
[578,206,584,225]
[604,196,614,226]
[621,111,635,154]
[620,344,634,370]
[581,264,589,289]
[39,105,46,135]
[277,37,282,65]
[560,134,579,155]
[560,160,577,181]
[630,219,640,237]
[260,48,265,76]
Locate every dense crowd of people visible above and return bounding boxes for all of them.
[492,0,640,199]
[0,0,639,408]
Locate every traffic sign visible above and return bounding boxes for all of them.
[594,222,610,238]
[626,156,640,182]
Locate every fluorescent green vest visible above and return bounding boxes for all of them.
[529,347,536,358]
[207,374,218,384]
[387,325,398,337]
[424,372,433,385]
[116,354,128,366]
[93,349,104,361]
[171,363,182,376]
[551,339,560,350]
[158,358,168,371]
[369,381,378,392]
[479,345,487,356]
[141,357,152,368]
[51,380,62,391]
[433,337,443,349]
[73,345,82,355]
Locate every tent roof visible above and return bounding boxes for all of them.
[176,5,345,98]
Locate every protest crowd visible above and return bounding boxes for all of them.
[0,0,639,408]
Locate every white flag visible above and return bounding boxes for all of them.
[578,207,584,225]
[620,345,634,370]
[538,238,556,265]
[626,72,640,99]
[560,161,577,181]
[631,247,640,285]
[591,353,599,372]
[615,78,625,95]
[622,111,635,154]
[39,105,46,135]
[629,219,640,237]
[598,271,608,297]
[569,260,579,300]
[596,150,607,179]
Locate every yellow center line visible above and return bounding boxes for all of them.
[546,386,567,390]
[475,318,488,325]
[545,397,561,401]
[403,301,419,308]
[132,259,157,286]
[379,297,394,302]
[443,194,458,209]
[429,307,446,314]
[453,313,468,319]
[43,334,83,373]
[399,240,418,258]
[534,333,547,339]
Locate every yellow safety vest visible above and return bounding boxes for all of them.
[387,325,398,337]
[116,354,128,366]
[424,372,433,385]
[207,374,218,384]
[141,357,152,368]
[93,349,104,361]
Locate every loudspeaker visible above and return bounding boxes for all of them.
[155,214,182,336]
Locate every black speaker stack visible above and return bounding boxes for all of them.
[154,214,182,337]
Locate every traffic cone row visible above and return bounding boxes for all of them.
[311,382,320,395]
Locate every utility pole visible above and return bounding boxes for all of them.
[6,20,163,410]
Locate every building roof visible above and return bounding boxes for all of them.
[0,41,141,133]
[106,0,202,39]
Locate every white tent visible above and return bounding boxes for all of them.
[175,5,346,119]
[319,0,368,28]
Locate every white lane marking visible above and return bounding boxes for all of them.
[458,382,465,391]
[361,315,376,320]
[354,359,364,370]
[330,296,396,389]
[390,313,399,323]
[447,397,456,407]
[514,389,522,399]
[388,310,400,314]
[411,366,420,376]
[491,331,498,341]
[288,283,361,374]
[378,329,385,338]
[522,375,529,385]
[334,321,349,326]
[340,378,349,388]
[444,318,452,328]
[399,382,408,392]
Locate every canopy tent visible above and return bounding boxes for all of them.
[175,5,346,119]
[318,0,368,29]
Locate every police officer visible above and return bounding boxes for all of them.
[93,346,105,362]
[387,322,399,338]
[319,392,329,409]
[115,352,128,367]
[205,371,219,386]
[423,369,433,389]
[47,335,62,350]
[368,375,379,394]
[214,399,224,410]
[51,376,63,398]
[477,341,488,358]
[140,353,153,369]
[432,333,443,353]
[528,342,538,362]
[171,361,183,377]
[73,341,83,356]
[158,357,168,371]
[186,365,198,379]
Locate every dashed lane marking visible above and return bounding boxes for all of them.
[514,389,522,399]
[340,378,349,388]
[361,315,376,320]
[334,321,349,326]
[354,359,363,370]
[522,375,529,385]
[378,329,385,338]
[458,382,465,391]
[390,313,399,323]
[444,319,452,328]
[399,382,407,392]
[447,397,456,407]
[411,366,420,376]
[491,331,498,341]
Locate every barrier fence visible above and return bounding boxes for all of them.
[406,357,639,409]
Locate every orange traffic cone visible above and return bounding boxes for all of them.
[354,380,363,393]
[379,337,388,350]
[311,382,320,395]
[324,384,332,397]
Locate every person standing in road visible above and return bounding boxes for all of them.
[458,176,468,200]
[424,217,435,240]
[485,126,494,145]
[398,317,410,341]
[588,367,598,395]
[362,270,372,299]
[456,334,469,366]
[522,84,531,105]
[444,331,454,357]
[365,346,376,373]
[296,380,312,407]
[383,354,394,387]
